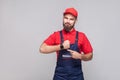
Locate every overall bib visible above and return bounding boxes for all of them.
[53,31,84,80]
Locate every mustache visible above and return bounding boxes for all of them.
[65,22,70,25]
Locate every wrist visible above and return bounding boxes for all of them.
[60,43,64,50]
[79,54,84,60]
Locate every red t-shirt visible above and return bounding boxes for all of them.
[44,29,93,54]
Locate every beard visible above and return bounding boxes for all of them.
[63,22,75,32]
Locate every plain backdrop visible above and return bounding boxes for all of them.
[0,0,120,80]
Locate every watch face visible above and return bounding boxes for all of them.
[60,44,64,49]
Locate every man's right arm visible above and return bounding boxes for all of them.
[39,43,61,54]
[39,40,70,54]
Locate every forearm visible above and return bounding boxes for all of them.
[39,43,61,54]
[81,52,93,61]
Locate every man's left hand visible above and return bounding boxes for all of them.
[67,49,83,59]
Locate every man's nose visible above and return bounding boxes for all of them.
[66,19,70,23]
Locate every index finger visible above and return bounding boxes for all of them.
[67,49,73,52]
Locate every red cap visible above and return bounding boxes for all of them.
[63,8,78,18]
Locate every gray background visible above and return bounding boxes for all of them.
[0,0,120,80]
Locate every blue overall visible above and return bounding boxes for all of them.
[53,31,84,80]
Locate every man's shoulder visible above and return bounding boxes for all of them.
[53,30,61,34]
[77,31,85,35]
[49,30,61,36]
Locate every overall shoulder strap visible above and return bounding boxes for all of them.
[60,30,64,43]
[75,31,78,43]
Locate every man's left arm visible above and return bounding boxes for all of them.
[80,52,93,61]
[67,49,93,61]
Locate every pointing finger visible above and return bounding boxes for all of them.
[67,49,74,53]
[67,49,72,52]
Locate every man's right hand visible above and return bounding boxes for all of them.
[62,40,70,49]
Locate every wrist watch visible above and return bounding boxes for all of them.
[60,43,64,50]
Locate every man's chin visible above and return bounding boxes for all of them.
[63,24,74,32]
[64,28,72,32]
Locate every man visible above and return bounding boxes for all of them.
[39,7,93,80]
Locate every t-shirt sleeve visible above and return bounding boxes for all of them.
[44,32,56,45]
[81,33,93,54]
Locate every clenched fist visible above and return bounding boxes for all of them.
[63,40,70,49]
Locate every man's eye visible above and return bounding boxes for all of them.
[64,17,68,19]
[70,19,74,20]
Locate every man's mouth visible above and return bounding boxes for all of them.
[65,23,70,26]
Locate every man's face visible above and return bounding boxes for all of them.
[63,14,77,32]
